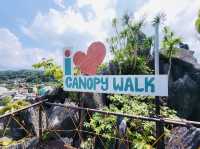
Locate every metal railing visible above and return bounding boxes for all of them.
[0,99,200,148]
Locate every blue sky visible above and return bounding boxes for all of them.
[0,0,200,70]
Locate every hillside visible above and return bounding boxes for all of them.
[0,70,54,84]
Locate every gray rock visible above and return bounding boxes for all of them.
[179,42,189,50]
[159,50,200,121]
[166,126,200,149]
[26,107,47,137]
[28,107,47,136]
[9,107,47,140]
[81,93,107,109]
[47,102,79,137]
[40,137,73,149]
[169,74,199,119]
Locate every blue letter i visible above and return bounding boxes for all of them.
[64,49,73,75]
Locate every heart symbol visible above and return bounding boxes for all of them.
[73,41,106,75]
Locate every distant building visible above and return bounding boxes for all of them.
[13,94,26,101]
[0,87,8,95]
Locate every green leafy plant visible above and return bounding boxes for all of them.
[0,100,30,115]
[0,96,12,106]
[107,16,153,75]
[162,26,182,75]
[41,131,57,142]
[33,59,63,86]
[84,95,178,148]
[195,10,200,34]
[83,15,178,148]
[81,137,94,149]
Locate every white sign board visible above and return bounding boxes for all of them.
[64,75,168,96]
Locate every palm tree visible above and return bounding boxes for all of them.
[162,26,181,75]
[122,13,145,69]
[195,10,200,34]
[112,18,123,49]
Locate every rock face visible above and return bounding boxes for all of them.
[81,93,107,109]
[166,126,200,149]
[9,107,47,140]
[159,49,200,121]
[39,137,73,149]
[47,102,79,137]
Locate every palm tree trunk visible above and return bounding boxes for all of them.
[168,57,172,75]
[168,50,173,76]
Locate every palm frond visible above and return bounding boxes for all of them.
[152,12,166,26]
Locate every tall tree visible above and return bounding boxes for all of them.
[162,26,181,75]
[108,15,152,75]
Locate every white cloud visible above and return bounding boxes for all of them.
[134,0,200,61]
[54,0,65,8]
[0,28,61,70]
[22,0,117,53]
[21,0,200,65]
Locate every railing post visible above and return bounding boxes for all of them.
[39,104,42,146]
[79,97,84,147]
[155,96,164,149]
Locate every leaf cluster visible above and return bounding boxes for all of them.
[0,96,12,106]
[84,94,178,148]
[107,16,153,75]
[195,10,200,34]
[162,26,182,58]
[0,100,30,115]
[32,59,63,86]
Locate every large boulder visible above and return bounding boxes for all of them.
[46,102,79,138]
[159,49,200,121]
[9,107,47,140]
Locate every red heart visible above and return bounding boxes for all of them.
[73,41,106,75]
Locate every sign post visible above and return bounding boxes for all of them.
[154,22,164,149]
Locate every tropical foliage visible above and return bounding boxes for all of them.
[33,59,63,86]
[195,10,200,34]
[0,96,12,106]
[83,16,178,148]
[0,100,30,115]
[84,95,178,148]
[162,26,182,75]
[107,15,152,75]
